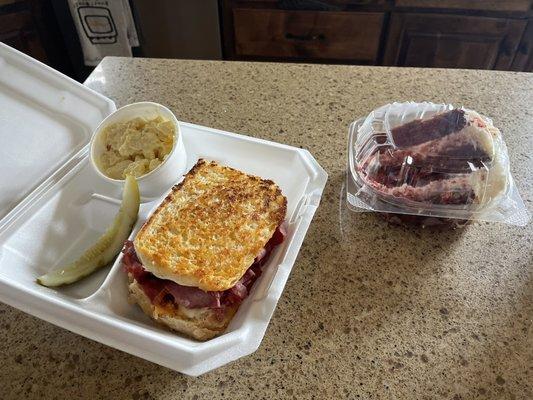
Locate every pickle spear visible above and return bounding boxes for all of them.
[37,175,140,287]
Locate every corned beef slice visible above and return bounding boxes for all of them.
[122,225,286,309]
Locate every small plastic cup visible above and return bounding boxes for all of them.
[89,102,187,199]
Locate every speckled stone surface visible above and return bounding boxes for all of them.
[1,58,532,400]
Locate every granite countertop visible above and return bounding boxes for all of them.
[1,58,531,399]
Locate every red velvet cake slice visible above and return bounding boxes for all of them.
[357,108,508,222]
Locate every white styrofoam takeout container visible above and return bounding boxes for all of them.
[90,101,188,199]
[0,43,328,376]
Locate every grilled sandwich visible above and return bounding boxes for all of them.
[122,159,287,340]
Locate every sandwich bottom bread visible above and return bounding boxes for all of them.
[122,159,287,340]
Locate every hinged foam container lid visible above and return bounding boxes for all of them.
[0,43,116,225]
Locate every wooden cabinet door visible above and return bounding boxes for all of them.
[384,13,527,70]
[511,19,533,72]
[232,8,384,63]
[0,10,47,63]
[395,0,532,13]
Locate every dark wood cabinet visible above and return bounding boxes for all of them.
[221,0,533,71]
[383,13,527,70]
[0,0,75,78]
[233,9,384,62]
[511,19,533,71]
[394,0,532,14]
[0,9,47,63]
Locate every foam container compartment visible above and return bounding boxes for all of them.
[0,44,327,375]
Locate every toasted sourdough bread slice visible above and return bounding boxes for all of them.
[128,275,237,340]
[134,159,287,292]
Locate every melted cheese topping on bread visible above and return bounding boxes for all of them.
[134,159,287,291]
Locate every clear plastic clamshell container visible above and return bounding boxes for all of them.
[347,102,529,227]
[0,44,327,375]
